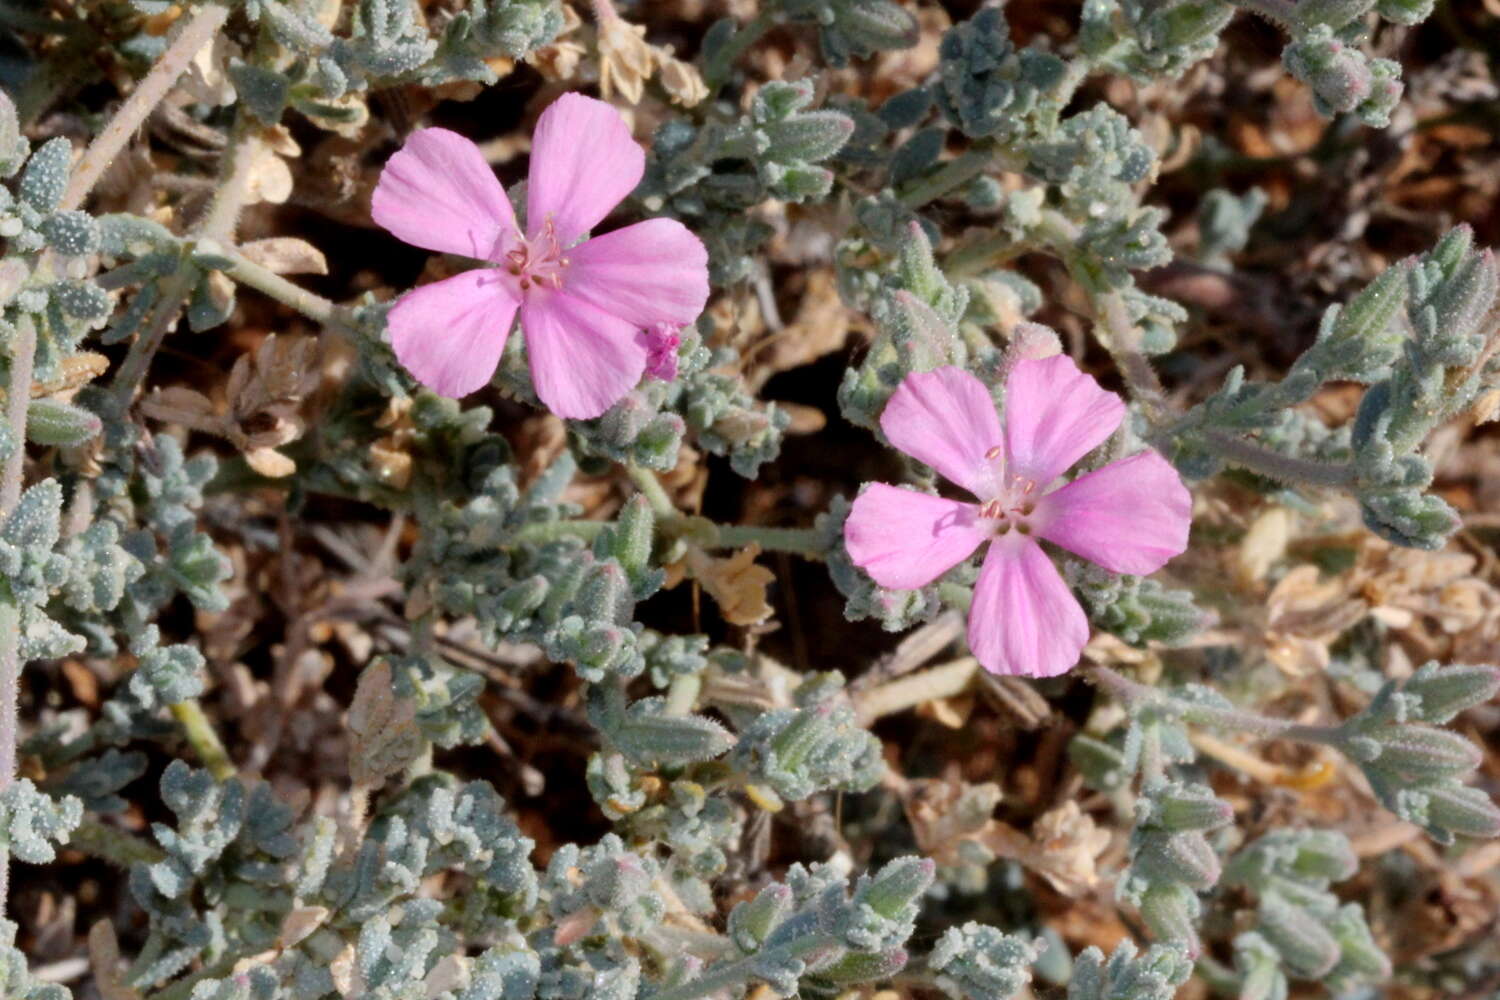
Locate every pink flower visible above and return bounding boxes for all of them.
[843,358,1192,678]
[371,94,710,418]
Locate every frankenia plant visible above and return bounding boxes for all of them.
[372,93,710,417]
[2,0,1498,998]
[844,358,1191,676]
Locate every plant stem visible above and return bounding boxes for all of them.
[703,9,776,89]
[109,265,194,409]
[66,816,165,868]
[898,147,994,209]
[198,117,261,241]
[648,933,839,1000]
[944,230,1027,278]
[1,315,34,515]
[168,699,235,781]
[627,463,677,517]
[59,0,231,213]
[712,523,825,558]
[1088,665,1340,744]
[664,673,702,716]
[1200,429,1357,488]
[512,519,611,545]
[0,598,17,914]
[512,515,826,558]
[855,657,979,726]
[219,248,355,334]
[0,309,34,917]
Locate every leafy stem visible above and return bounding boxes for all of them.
[647,932,841,1000]
[59,0,231,213]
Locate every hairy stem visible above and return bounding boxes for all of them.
[513,515,826,558]
[198,116,262,242]
[648,933,840,1000]
[66,816,165,868]
[59,0,231,212]
[0,310,34,917]
[0,598,17,914]
[1200,429,1357,488]
[1,315,34,515]
[898,147,994,209]
[109,266,194,409]
[712,523,825,558]
[628,463,678,517]
[855,657,979,726]
[219,247,354,333]
[1088,665,1340,744]
[168,699,235,781]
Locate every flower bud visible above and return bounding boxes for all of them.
[859,857,935,919]
[1258,893,1340,979]
[1424,782,1500,840]
[1402,662,1500,724]
[1328,903,1392,982]
[729,884,793,952]
[25,398,102,447]
[1357,725,1482,780]
[813,947,909,985]
[1134,830,1222,891]
[1283,28,1372,115]
[1137,883,1201,951]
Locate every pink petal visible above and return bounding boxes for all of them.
[388,269,519,398]
[527,94,645,246]
[844,484,989,590]
[879,367,1004,498]
[563,219,710,328]
[1004,355,1126,486]
[521,290,648,419]
[1034,450,1192,576]
[372,128,516,260]
[968,536,1089,678]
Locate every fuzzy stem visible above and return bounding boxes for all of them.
[0,310,34,918]
[219,248,354,333]
[711,523,825,558]
[1200,430,1357,488]
[512,519,611,545]
[855,657,979,726]
[647,933,840,1000]
[944,230,1027,278]
[628,463,677,517]
[1088,665,1341,744]
[197,118,262,241]
[512,516,826,558]
[59,1,231,213]
[664,673,702,716]
[66,816,165,868]
[0,598,17,914]
[168,700,235,781]
[898,147,994,209]
[109,266,194,409]
[1,316,34,515]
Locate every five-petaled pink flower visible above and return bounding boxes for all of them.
[372,93,710,418]
[844,358,1192,678]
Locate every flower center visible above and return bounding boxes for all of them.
[504,217,570,292]
[977,444,1037,534]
